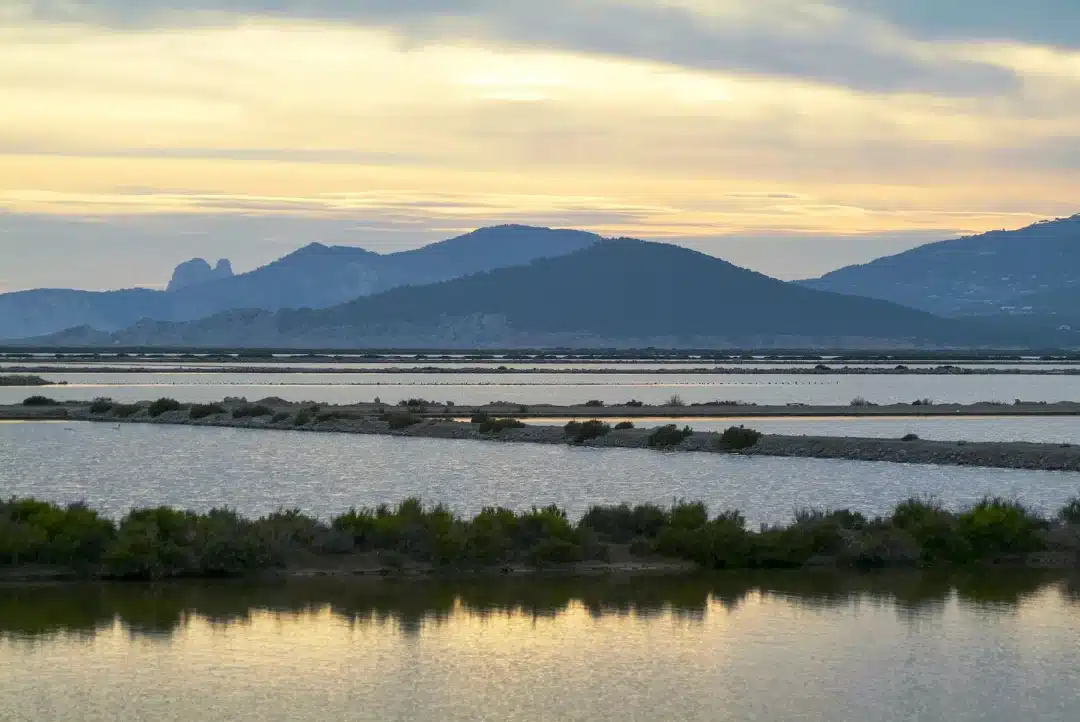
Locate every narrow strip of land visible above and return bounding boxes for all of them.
[6,400,1080,472]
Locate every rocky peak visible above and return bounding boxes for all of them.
[167,257,235,292]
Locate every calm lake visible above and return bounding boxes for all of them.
[3,574,1080,721]
[3,370,1080,406]
[4,422,1080,527]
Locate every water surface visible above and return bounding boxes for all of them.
[4,422,1080,527]
[2,574,1080,721]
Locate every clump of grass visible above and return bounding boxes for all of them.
[648,424,693,449]
[233,404,273,419]
[614,421,635,430]
[381,412,422,430]
[564,419,611,443]
[147,398,182,418]
[477,417,526,434]
[189,403,226,420]
[717,425,762,450]
[88,398,114,414]
[112,404,141,419]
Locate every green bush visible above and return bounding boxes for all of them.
[382,412,422,430]
[189,403,226,420]
[477,417,526,434]
[233,404,273,419]
[21,395,55,406]
[583,399,605,407]
[614,421,635,430]
[955,497,1046,561]
[901,433,920,442]
[624,400,645,407]
[271,412,290,423]
[648,424,693,449]
[718,425,762,450]
[564,419,611,444]
[112,404,141,418]
[294,410,312,426]
[1059,497,1080,525]
[88,398,114,414]
[147,398,182,417]
[471,411,491,424]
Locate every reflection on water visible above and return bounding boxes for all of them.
[1,572,1077,641]
[3,573,1080,722]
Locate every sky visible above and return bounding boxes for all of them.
[2,0,1079,292]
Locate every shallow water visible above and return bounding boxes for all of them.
[3,370,1080,406]
[3,422,1080,527]
[526,415,1080,444]
[2,574,1080,722]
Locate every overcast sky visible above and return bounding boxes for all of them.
[2,0,1078,291]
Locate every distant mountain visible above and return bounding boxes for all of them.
[0,225,601,340]
[38,239,1059,349]
[167,258,234,291]
[800,215,1080,317]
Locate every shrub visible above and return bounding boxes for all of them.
[316,410,346,422]
[718,425,761,450]
[21,395,55,406]
[1060,497,1080,525]
[956,497,1046,561]
[382,412,422,430]
[189,403,226,420]
[850,396,875,407]
[477,417,526,434]
[147,398,182,418]
[624,399,645,408]
[648,424,693,449]
[88,397,114,414]
[564,419,611,443]
[901,433,920,442]
[233,404,273,419]
[470,411,491,425]
[271,412,290,423]
[112,404,141,418]
[665,394,685,407]
[294,410,312,426]
[614,421,635,430]
[583,399,605,407]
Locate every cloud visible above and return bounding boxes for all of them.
[16,0,1021,95]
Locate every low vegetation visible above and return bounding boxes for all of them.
[21,396,55,407]
[189,403,227,420]
[381,411,422,430]
[614,421,635,430]
[232,404,273,419]
[477,417,526,434]
[88,398,114,414]
[564,419,611,443]
[717,425,762,450]
[648,424,693,449]
[0,375,51,387]
[3,496,1078,580]
[147,398,182,418]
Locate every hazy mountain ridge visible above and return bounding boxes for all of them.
[800,215,1080,317]
[34,239,1059,350]
[0,226,602,340]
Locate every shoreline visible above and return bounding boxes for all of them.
[8,399,1080,472]
[7,364,1080,376]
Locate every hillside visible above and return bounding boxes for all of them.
[800,215,1080,316]
[0,226,601,340]
[40,239,1058,349]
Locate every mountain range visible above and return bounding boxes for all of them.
[801,215,1080,321]
[0,226,600,340]
[32,239,1059,349]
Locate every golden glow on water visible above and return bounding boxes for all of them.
[3,581,1080,721]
